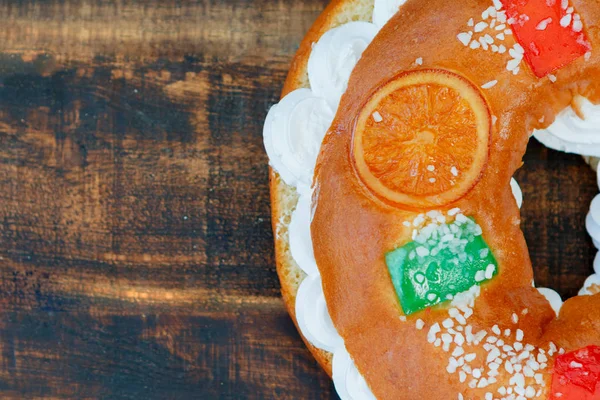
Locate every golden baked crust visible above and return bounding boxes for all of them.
[311,0,600,398]
[271,0,600,398]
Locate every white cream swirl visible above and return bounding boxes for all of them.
[579,252,600,295]
[586,193,600,249]
[536,288,563,316]
[289,189,319,276]
[372,0,407,28]
[295,274,344,352]
[511,178,523,209]
[308,22,378,110]
[333,346,377,400]
[534,96,600,157]
[580,167,600,296]
[263,89,333,187]
[579,274,600,296]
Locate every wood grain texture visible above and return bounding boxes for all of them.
[0,0,337,398]
[0,0,595,398]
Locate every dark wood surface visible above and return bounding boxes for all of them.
[0,0,596,398]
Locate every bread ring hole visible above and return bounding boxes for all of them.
[518,138,598,298]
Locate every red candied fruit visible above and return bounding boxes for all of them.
[551,345,600,399]
[500,0,591,78]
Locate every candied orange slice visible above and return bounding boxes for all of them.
[352,69,491,208]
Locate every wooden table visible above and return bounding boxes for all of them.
[0,0,597,398]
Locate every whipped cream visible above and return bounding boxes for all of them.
[289,190,319,276]
[580,167,600,296]
[586,196,600,249]
[333,346,377,400]
[534,96,600,157]
[372,0,407,28]
[263,89,333,187]
[536,288,563,316]
[579,274,600,296]
[295,274,344,352]
[308,22,378,110]
[511,178,523,209]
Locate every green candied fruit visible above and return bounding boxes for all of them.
[385,216,497,315]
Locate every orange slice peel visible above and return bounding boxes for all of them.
[352,69,491,208]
